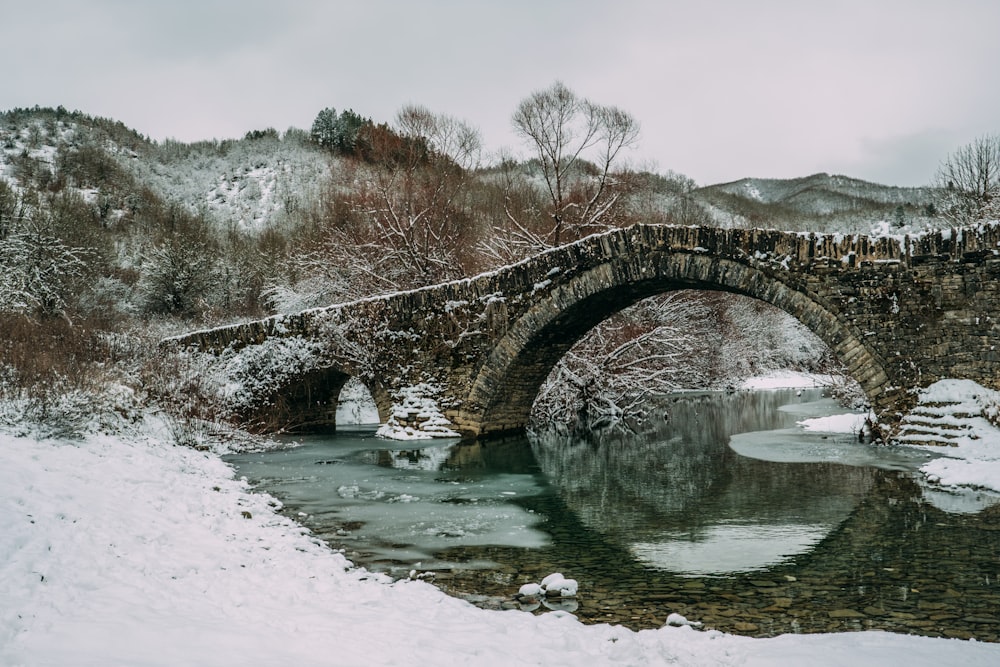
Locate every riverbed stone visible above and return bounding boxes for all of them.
[964,616,1000,625]
[918,601,950,611]
[944,629,975,639]
[733,622,760,632]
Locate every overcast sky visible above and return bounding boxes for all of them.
[3,1,998,187]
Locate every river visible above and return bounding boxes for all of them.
[225,388,1000,640]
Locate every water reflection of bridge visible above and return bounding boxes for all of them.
[413,391,1000,639]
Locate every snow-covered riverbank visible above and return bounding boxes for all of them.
[2,426,997,667]
[3,384,1000,665]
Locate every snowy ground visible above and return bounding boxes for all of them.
[896,379,1000,492]
[4,380,1000,665]
[740,369,846,391]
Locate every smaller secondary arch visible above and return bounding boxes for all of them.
[335,376,388,426]
[248,366,393,433]
[458,252,890,437]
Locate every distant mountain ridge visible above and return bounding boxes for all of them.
[693,173,938,230]
[707,172,934,206]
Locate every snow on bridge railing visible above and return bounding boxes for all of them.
[164,221,1000,351]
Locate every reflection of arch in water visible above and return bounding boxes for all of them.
[530,390,878,575]
[528,448,996,637]
[366,435,542,474]
[463,252,889,437]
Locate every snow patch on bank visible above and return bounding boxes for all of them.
[899,379,1000,494]
[740,370,833,390]
[797,412,869,434]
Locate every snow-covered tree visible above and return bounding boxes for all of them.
[304,106,484,289]
[533,293,712,431]
[0,182,92,318]
[0,180,29,238]
[363,105,481,280]
[0,220,90,318]
[136,238,220,317]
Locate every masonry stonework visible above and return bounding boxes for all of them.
[169,223,1000,439]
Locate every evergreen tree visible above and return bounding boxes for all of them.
[310,107,371,154]
[310,107,339,149]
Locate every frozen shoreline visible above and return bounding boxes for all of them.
[746,373,1000,495]
[3,381,1000,665]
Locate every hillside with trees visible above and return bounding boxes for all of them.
[1,90,992,437]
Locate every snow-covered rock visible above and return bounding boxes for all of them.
[896,379,1000,493]
[375,384,460,440]
[517,582,544,599]
[666,612,703,628]
[541,572,578,598]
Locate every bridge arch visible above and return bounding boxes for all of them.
[458,251,889,437]
[248,365,393,433]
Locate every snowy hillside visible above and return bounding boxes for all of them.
[0,119,68,184]
[694,173,939,231]
[128,133,331,231]
[4,108,945,243]
[0,108,330,234]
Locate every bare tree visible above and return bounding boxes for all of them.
[532,293,712,432]
[506,81,640,251]
[476,149,551,265]
[0,180,29,240]
[934,134,1000,223]
[395,104,482,172]
[356,106,483,284]
[282,106,485,302]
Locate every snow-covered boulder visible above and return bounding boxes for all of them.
[540,572,578,598]
[517,583,544,600]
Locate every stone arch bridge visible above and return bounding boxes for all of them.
[168,223,1000,439]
